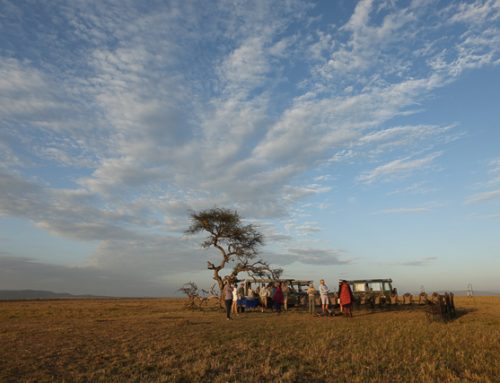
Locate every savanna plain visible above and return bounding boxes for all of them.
[0,296,498,383]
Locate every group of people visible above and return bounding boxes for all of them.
[306,279,354,318]
[222,279,354,320]
[223,281,287,320]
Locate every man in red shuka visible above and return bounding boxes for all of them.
[339,280,353,318]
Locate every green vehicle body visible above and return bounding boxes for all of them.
[241,278,313,307]
[344,278,395,305]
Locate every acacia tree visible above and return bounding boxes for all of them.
[185,208,282,297]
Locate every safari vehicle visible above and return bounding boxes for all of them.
[239,278,313,308]
[345,278,395,306]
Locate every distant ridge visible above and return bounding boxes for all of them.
[0,290,104,300]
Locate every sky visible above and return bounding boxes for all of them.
[1,0,499,297]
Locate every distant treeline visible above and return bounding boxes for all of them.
[0,290,98,300]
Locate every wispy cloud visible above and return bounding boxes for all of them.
[465,189,500,205]
[465,157,500,205]
[0,169,147,241]
[387,182,436,196]
[374,207,432,215]
[286,248,351,266]
[400,256,438,267]
[379,256,439,267]
[358,152,442,184]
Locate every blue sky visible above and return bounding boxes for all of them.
[1,0,499,296]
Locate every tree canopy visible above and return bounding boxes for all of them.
[186,208,281,293]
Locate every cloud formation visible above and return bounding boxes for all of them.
[1,0,499,294]
[358,152,442,184]
[465,157,500,205]
[400,257,438,267]
[0,256,176,296]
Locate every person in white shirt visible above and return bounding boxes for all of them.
[247,286,254,298]
[259,283,268,313]
[231,285,238,315]
[319,279,330,315]
[282,282,290,311]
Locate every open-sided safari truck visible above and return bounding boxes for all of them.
[239,278,313,308]
[345,278,395,306]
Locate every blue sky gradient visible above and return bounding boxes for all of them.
[1,0,499,296]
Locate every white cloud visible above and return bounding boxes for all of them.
[465,189,500,205]
[386,182,436,196]
[287,248,351,266]
[263,246,351,267]
[446,0,500,25]
[465,157,500,205]
[488,157,500,186]
[356,124,459,161]
[329,149,356,163]
[0,58,107,168]
[309,31,335,61]
[219,36,270,95]
[283,184,332,202]
[359,124,454,145]
[358,152,442,184]
[87,237,206,278]
[0,169,142,241]
[314,175,333,182]
[375,207,431,215]
[324,0,417,80]
[400,256,438,267]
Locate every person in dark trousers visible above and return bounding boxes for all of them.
[267,283,274,310]
[223,280,233,320]
[273,282,284,314]
[237,283,245,313]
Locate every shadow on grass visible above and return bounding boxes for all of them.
[178,303,479,324]
[424,306,477,323]
[454,307,477,319]
[334,305,478,322]
[347,304,426,317]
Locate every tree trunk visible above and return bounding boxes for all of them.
[214,272,224,309]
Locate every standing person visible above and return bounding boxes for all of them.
[267,283,274,311]
[319,279,330,316]
[297,285,304,306]
[273,282,284,314]
[223,280,233,320]
[259,283,268,313]
[247,286,254,298]
[339,280,354,318]
[231,284,238,315]
[282,281,290,311]
[307,283,316,315]
[237,283,245,313]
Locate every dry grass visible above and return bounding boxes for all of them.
[0,296,498,382]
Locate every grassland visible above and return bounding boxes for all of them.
[0,296,498,383]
